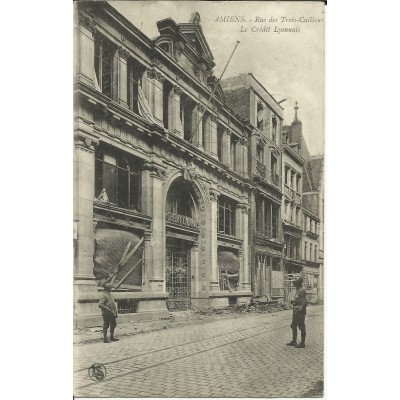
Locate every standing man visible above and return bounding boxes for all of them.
[286,276,308,348]
[99,283,119,343]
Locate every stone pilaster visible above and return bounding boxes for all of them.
[142,229,152,286]
[241,137,249,178]
[73,123,99,293]
[117,47,129,108]
[209,188,220,291]
[210,114,218,159]
[223,129,232,167]
[168,85,183,137]
[75,16,96,88]
[141,161,166,292]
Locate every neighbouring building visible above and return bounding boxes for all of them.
[221,74,285,303]
[74,2,255,328]
[281,105,306,302]
[303,155,324,303]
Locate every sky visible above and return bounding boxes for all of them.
[111,1,325,155]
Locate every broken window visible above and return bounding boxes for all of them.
[95,145,142,211]
[217,196,236,236]
[94,35,117,99]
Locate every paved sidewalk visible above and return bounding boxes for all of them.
[74,305,323,397]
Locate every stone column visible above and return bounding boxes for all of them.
[73,123,99,293]
[75,16,96,88]
[168,85,183,137]
[223,129,232,167]
[117,47,129,109]
[192,104,204,149]
[210,114,218,159]
[209,188,220,291]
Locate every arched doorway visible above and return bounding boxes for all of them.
[165,178,199,311]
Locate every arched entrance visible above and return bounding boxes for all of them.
[165,177,200,311]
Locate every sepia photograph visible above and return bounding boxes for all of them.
[73,0,325,397]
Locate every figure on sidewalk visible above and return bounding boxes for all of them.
[286,276,308,348]
[99,283,119,343]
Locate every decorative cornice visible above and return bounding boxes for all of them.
[151,57,163,70]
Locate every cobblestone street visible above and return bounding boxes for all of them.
[74,305,323,398]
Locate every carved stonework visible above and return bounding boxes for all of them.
[118,47,130,61]
[209,189,220,202]
[190,12,201,24]
[174,41,185,61]
[182,161,197,182]
[80,16,97,33]
[144,230,152,241]
[147,69,157,80]
[210,114,218,123]
[155,72,165,83]
[151,57,163,69]
[197,104,205,113]
[173,86,183,96]
[142,161,166,180]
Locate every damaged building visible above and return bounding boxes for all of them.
[74,2,254,327]
[74,1,324,328]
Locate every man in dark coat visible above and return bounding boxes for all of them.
[99,283,119,343]
[286,276,308,348]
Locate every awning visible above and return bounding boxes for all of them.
[218,250,239,274]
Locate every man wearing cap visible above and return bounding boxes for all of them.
[98,284,119,343]
[286,276,308,348]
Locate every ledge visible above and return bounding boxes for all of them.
[208,291,252,298]
[76,291,168,303]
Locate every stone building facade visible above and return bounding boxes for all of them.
[74,2,254,328]
[221,74,285,303]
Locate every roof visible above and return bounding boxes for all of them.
[303,156,324,191]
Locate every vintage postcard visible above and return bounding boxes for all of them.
[73,0,325,397]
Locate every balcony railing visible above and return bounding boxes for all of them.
[256,161,267,179]
[166,212,199,229]
[256,226,278,239]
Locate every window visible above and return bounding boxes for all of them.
[314,245,318,261]
[166,183,194,217]
[284,166,289,185]
[231,136,237,170]
[127,59,144,114]
[217,124,224,161]
[95,146,142,211]
[257,101,264,130]
[272,116,277,142]
[94,36,116,99]
[256,144,263,163]
[309,244,312,261]
[217,197,236,236]
[296,175,300,193]
[304,242,308,260]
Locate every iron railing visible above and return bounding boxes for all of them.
[166,212,199,229]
